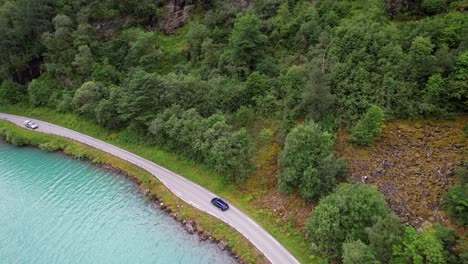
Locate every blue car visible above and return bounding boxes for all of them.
[211,197,229,211]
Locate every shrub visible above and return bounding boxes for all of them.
[257,128,273,146]
[278,122,344,201]
[366,213,404,264]
[73,81,107,118]
[442,163,467,227]
[27,74,60,107]
[422,0,446,14]
[392,227,445,264]
[0,130,29,146]
[39,142,64,152]
[349,105,385,146]
[0,81,26,104]
[306,184,389,257]
[342,240,379,264]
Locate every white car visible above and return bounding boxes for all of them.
[24,120,38,129]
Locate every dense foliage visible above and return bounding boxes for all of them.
[0,0,466,262]
[366,213,403,264]
[278,122,344,201]
[342,240,379,264]
[443,163,468,226]
[305,184,390,257]
[349,105,385,146]
[392,227,445,264]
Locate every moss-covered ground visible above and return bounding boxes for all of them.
[336,115,467,229]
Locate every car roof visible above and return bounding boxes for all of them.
[217,199,227,205]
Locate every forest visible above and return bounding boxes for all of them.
[0,0,466,262]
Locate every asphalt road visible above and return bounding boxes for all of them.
[0,113,300,264]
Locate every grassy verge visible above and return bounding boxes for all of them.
[0,120,266,263]
[0,104,321,263]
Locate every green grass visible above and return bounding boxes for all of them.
[0,104,321,263]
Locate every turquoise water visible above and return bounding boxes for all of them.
[0,141,235,264]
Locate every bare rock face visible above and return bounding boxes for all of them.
[385,0,421,17]
[160,0,195,34]
[160,0,253,34]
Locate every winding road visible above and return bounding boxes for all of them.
[0,113,300,264]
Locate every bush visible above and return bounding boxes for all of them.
[349,105,385,146]
[342,240,379,264]
[27,74,60,107]
[0,129,29,146]
[434,224,466,263]
[306,184,389,257]
[39,142,64,152]
[149,108,254,181]
[257,128,273,146]
[442,163,467,226]
[422,0,446,14]
[278,122,344,201]
[366,213,404,264]
[0,81,26,104]
[73,81,107,118]
[392,227,445,264]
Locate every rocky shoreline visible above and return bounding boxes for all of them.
[96,163,247,264]
[0,120,265,264]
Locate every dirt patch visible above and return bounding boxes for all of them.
[335,115,467,228]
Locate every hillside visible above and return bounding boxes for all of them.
[0,0,467,262]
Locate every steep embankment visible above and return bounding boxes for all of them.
[336,115,467,228]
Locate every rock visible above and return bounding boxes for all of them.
[200,231,211,241]
[217,239,228,251]
[160,0,194,34]
[195,222,204,234]
[138,187,149,196]
[185,220,195,234]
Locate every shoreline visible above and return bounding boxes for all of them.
[95,162,244,262]
[0,121,266,263]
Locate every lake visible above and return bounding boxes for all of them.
[0,140,235,264]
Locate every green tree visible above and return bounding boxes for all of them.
[95,86,123,130]
[306,184,389,257]
[443,163,468,226]
[301,65,335,120]
[221,12,267,77]
[27,74,60,107]
[434,224,466,263]
[118,69,166,125]
[421,0,446,15]
[0,81,26,104]
[408,36,437,84]
[448,51,468,111]
[187,22,209,62]
[73,45,94,80]
[366,213,404,264]
[349,105,385,146]
[210,128,253,181]
[0,0,52,80]
[278,122,344,201]
[342,240,380,264]
[392,227,445,264]
[92,59,121,85]
[41,14,75,79]
[123,29,159,70]
[73,81,107,118]
[245,71,270,106]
